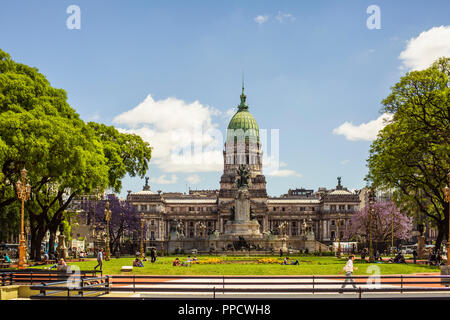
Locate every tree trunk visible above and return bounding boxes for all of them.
[435,221,445,253]
[30,228,46,261]
[48,228,57,255]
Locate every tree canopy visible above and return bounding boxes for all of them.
[367,57,450,249]
[0,49,152,259]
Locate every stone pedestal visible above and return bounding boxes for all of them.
[57,234,68,260]
[223,187,262,238]
[440,265,450,287]
[418,236,426,259]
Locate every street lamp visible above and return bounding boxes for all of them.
[16,168,31,269]
[25,222,30,260]
[391,201,395,255]
[442,172,450,266]
[104,201,112,261]
[337,212,341,258]
[140,213,145,259]
[196,221,206,239]
[368,188,375,263]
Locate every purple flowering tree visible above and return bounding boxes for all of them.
[345,200,412,242]
[88,194,142,254]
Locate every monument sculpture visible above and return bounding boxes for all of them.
[223,165,262,238]
[56,225,68,259]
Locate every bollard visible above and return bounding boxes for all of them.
[312,276,315,295]
[400,275,403,294]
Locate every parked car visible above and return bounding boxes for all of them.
[401,245,417,255]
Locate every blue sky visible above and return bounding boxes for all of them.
[1,1,449,197]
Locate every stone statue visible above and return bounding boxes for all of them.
[236,165,251,189]
[250,207,256,220]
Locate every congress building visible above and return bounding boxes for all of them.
[127,85,362,254]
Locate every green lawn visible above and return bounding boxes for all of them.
[30,255,440,275]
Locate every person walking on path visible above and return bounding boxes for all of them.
[94,248,103,271]
[150,248,157,263]
[412,249,418,264]
[340,255,358,293]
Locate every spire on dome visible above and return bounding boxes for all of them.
[238,73,248,111]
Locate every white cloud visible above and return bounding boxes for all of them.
[332,113,393,141]
[186,174,201,185]
[254,15,269,25]
[267,169,302,178]
[340,160,350,165]
[114,94,224,173]
[150,174,178,185]
[399,25,450,71]
[275,11,295,23]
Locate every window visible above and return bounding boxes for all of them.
[282,207,285,212]
[331,220,335,226]
[300,207,305,211]
[273,207,277,211]
[339,205,345,211]
[171,207,174,212]
[151,220,155,226]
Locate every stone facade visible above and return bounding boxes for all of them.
[127,177,361,253]
[125,87,362,253]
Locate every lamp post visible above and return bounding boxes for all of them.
[391,202,395,255]
[337,212,341,258]
[368,188,375,263]
[442,172,450,266]
[196,222,206,239]
[140,213,145,259]
[25,222,30,260]
[16,168,31,269]
[104,201,111,261]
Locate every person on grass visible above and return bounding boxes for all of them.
[94,248,103,271]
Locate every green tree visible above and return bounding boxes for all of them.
[367,57,450,250]
[0,49,152,259]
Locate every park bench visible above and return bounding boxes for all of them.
[0,259,11,269]
[121,266,133,272]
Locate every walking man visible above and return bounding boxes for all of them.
[412,249,418,264]
[150,248,157,263]
[94,248,103,271]
[340,255,358,293]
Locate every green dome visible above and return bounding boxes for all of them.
[226,85,260,143]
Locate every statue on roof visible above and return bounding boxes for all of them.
[143,177,150,191]
[337,176,343,190]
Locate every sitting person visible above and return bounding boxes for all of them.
[193,256,198,261]
[173,257,181,266]
[389,252,406,264]
[282,257,290,265]
[49,258,67,271]
[133,258,144,267]
[186,256,192,263]
[291,259,300,265]
[3,253,11,264]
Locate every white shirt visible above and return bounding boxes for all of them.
[344,259,354,273]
